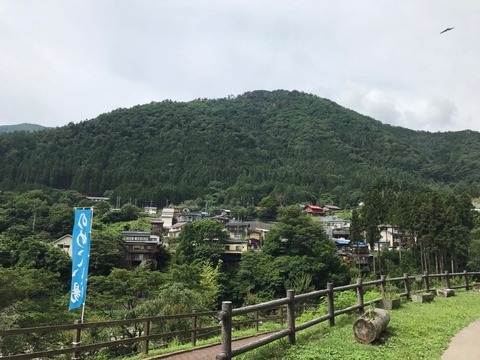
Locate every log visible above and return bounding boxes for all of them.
[353,308,390,344]
[436,288,455,297]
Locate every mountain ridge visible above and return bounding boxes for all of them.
[0,90,478,206]
[0,123,48,133]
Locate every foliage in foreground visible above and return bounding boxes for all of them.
[238,290,480,360]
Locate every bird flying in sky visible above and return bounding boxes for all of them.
[440,27,454,34]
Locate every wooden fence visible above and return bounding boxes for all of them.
[0,270,478,360]
[216,270,480,359]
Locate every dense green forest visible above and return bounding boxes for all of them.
[0,123,47,133]
[1,90,479,209]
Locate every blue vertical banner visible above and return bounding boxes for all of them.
[69,208,93,311]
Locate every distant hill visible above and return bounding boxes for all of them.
[0,90,478,207]
[0,123,48,133]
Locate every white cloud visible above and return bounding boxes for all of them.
[0,0,478,132]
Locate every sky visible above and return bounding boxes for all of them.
[1,0,479,132]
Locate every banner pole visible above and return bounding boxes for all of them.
[80,207,93,324]
[81,302,86,323]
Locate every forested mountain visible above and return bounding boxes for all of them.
[0,90,479,207]
[0,123,48,133]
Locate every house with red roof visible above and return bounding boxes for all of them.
[304,204,325,216]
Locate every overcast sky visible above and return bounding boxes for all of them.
[1,1,479,132]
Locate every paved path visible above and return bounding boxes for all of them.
[147,333,272,360]
[146,319,480,360]
[441,319,480,360]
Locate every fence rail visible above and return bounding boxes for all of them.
[216,270,480,360]
[1,271,479,360]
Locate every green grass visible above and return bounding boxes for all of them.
[237,290,480,360]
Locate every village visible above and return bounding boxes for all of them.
[53,199,401,270]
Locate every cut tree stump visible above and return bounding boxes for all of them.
[437,288,455,297]
[353,308,390,344]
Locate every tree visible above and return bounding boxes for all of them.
[261,206,350,294]
[263,205,329,257]
[172,219,227,266]
[0,268,73,356]
[349,209,363,244]
[234,251,285,303]
[2,236,71,286]
[257,194,280,221]
[361,190,383,250]
[47,203,74,239]
[88,267,166,320]
[89,230,127,276]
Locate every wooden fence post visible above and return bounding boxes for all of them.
[280,306,284,326]
[444,270,451,289]
[142,319,150,355]
[356,278,364,313]
[287,290,296,345]
[255,310,259,332]
[71,319,82,360]
[424,271,430,292]
[403,273,410,299]
[380,275,386,300]
[327,283,335,327]
[191,311,197,347]
[217,301,232,360]
[464,270,470,291]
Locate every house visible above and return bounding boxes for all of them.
[221,209,231,217]
[223,239,249,254]
[52,235,73,257]
[304,205,325,216]
[247,221,273,249]
[317,216,350,240]
[166,222,187,240]
[178,208,202,223]
[351,242,373,267]
[225,221,250,239]
[334,238,352,262]
[222,239,249,268]
[249,228,269,250]
[143,206,157,215]
[161,208,175,228]
[333,239,375,266]
[212,214,230,225]
[121,231,160,268]
[322,205,342,213]
[150,218,164,235]
[378,224,401,249]
[86,196,110,202]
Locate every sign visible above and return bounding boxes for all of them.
[69,209,93,310]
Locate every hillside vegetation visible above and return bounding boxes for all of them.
[0,90,479,207]
[0,123,48,133]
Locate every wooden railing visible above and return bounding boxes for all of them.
[216,270,480,359]
[0,270,478,360]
